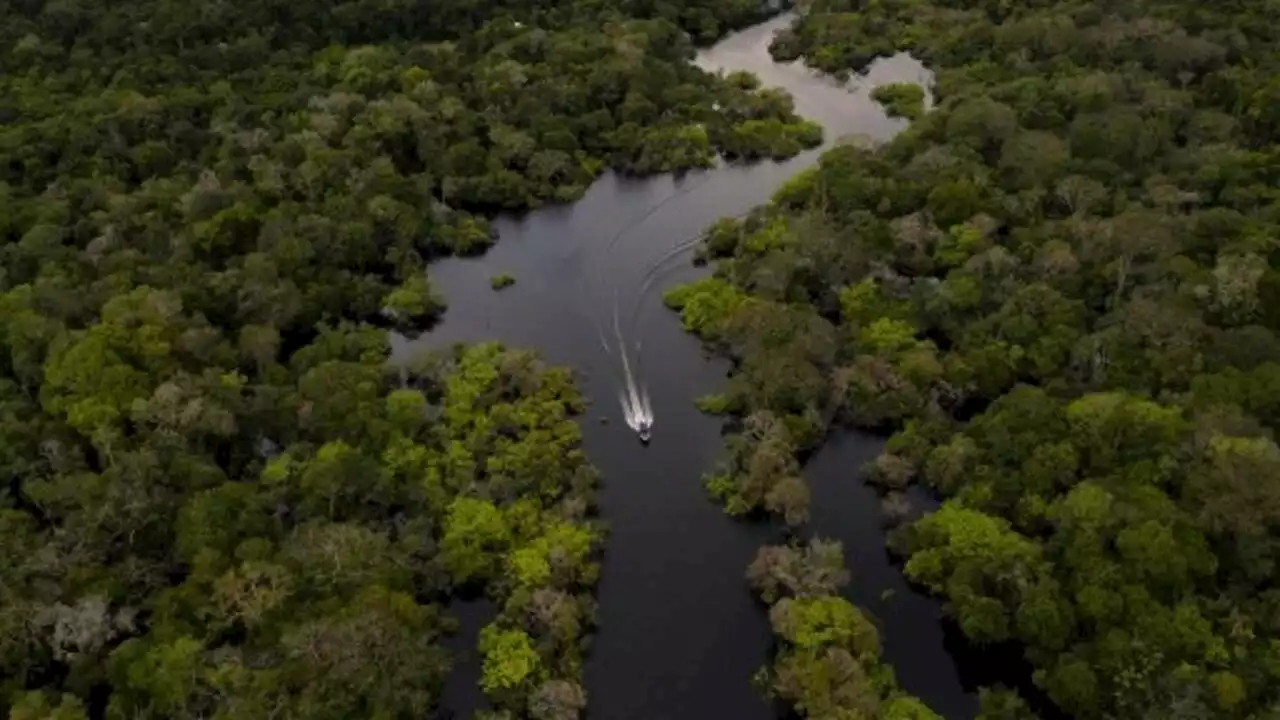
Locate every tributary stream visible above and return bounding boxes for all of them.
[397,13,979,720]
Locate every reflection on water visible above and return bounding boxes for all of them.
[398,12,976,720]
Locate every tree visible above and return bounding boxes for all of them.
[480,625,545,695]
[871,83,927,120]
[440,497,512,586]
[904,503,1046,643]
[528,680,587,720]
[747,540,850,604]
[1186,435,1280,581]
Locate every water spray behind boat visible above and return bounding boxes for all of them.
[613,288,653,443]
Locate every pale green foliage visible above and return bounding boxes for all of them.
[385,388,428,434]
[772,166,822,208]
[856,318,924,356]
[663,277,750,339]
[934,222,985,268]
[440,497,511,585]
[871,82,927,120]
[769,596,879,655]
[380,275,444,324]
[904,503,1044,643]
[479,625,544,693]
[507,521,596,588]
[839,279,910,329]
[742,217,795,256]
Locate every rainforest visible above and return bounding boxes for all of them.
[3,0,1280,718]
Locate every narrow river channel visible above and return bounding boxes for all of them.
[397,13,977,720]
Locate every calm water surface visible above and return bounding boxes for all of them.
[399,13,977,719]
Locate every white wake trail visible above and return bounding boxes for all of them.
[638,380,653,424]
[613,287,653,432]
[616,353,652,432]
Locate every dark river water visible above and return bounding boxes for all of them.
[396,13,978,720]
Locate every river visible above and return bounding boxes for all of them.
[397,13,977,720]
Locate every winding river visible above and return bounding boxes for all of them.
[398,13,978,720]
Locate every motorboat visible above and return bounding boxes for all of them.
[637,420,652,444]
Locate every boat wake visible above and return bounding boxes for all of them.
[613,288,653,438]
[618,371,653,436]
[594,174,720,441]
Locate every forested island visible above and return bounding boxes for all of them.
[670,0,1280,717]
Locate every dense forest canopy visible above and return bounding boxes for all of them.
[13,0,1280,715]
[0,0,830,717]
[672,0,1280,717]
